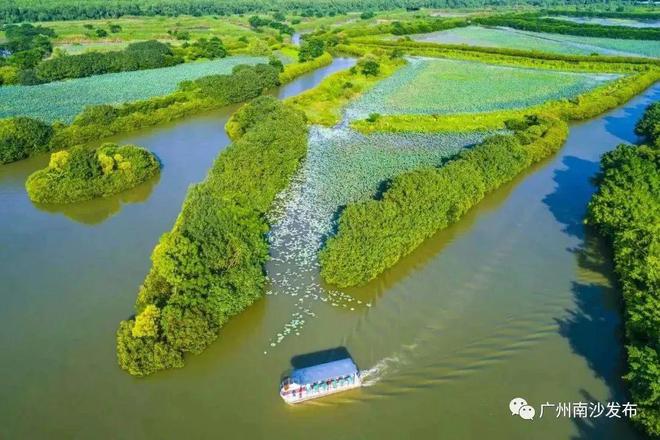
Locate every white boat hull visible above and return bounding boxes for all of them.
[282,377,362,404]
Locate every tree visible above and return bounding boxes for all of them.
[358,56,380,76]
[268,55,284,72]
[298,37,325,62]
[0,117,54,164]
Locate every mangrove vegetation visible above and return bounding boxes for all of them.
[116,97,308,375]
[586,103,660,437]
[26,143,160,204]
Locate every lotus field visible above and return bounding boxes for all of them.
[345,57,619,119]
[546,15,660,29]
[263,126,499,350]
[412,26,660,58]
[0,55,267,123]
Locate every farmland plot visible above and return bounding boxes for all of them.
[0,55,266,123]
[346,57,618,119]
[411,25,660,58]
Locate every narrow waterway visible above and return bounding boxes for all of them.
[0,59,656,438]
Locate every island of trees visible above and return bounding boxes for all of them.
[116,97,309,375]
[26,143,160,204]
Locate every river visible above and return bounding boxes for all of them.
[0,56,656,438]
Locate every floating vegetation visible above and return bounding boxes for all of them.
[411,26,660,58]
[345,57,618,120]
[263,124,498,349]
[0,55,267,123]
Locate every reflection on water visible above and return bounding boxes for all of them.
[33,173,161,225]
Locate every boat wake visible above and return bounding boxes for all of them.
[360,351,412,387]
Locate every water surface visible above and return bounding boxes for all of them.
[0,60,655,439]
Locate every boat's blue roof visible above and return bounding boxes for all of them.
[290,358,358,385]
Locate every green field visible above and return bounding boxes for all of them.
[0,55,266,123]
[37,15,256,43]
[412,25,660,57]
[346,57,618,119]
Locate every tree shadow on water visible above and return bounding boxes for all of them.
[602,87,660,143]
[556,230,642,439]
[542,155,600,240]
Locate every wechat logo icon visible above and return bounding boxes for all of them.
[510,397,535,420]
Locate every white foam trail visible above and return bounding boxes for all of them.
[360,343,419,387]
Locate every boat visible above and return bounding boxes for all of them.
[280,357,362,404]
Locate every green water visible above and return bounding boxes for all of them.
[0,60,656,438]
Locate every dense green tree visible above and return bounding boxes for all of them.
[34,40,182,83]
[320,115,568,287]
[25,143,161,203]
[116,97,308,376]
[635,102,660,147]
[183,37,227,60]
[587,105,660,436]
[268,55,284,72]
[358,57,380,76]
[298,37,325,62]
[0,117,54,164]
[475,14,660,40]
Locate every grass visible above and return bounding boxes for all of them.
[55,41,130,54]
[0,55,266,123]
[345,57,618,120]
[411,25,660,58]
[40,15,256,43]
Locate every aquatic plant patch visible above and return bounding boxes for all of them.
[320,116,569,287]
[411,26,660,58]
[544,15,660,28]
[345,57,618,119]
[0,55,266,123]
[263,126,498,349]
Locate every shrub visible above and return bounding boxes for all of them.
[359,57,380,76]
[25,143,160,203]
[0,65,19,85]
[366,112,380,122]
[298,37,325,62]
[0,116,54,164]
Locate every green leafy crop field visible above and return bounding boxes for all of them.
[0,55,266,123]
[346,57,619,119]
[412,26,660,58]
